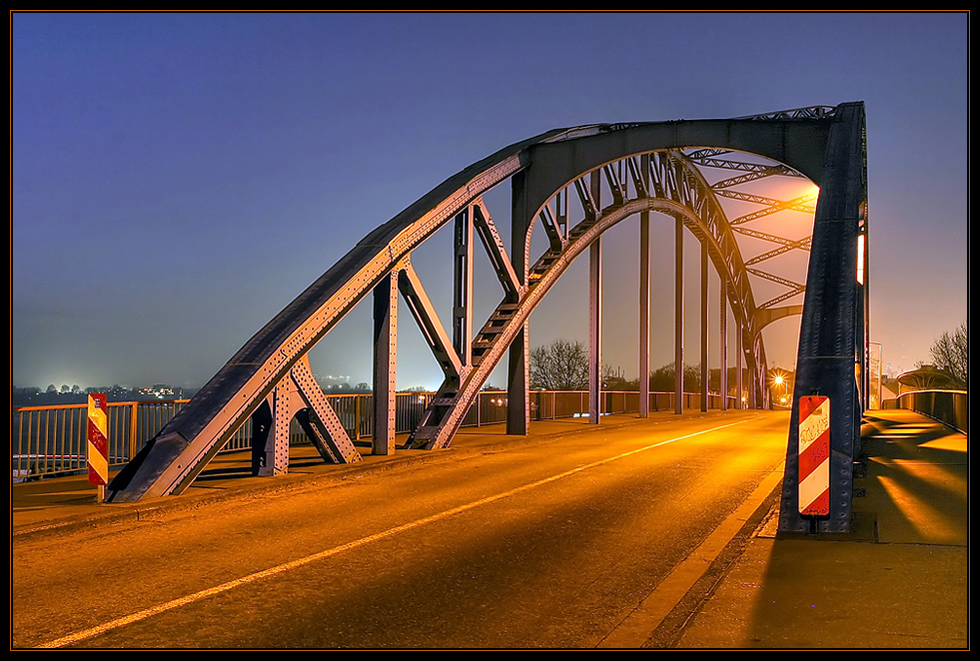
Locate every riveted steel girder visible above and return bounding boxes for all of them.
[105,135,548,501]
[106,104,866,506]
[778,102,868,533]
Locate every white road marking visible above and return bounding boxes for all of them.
[37,416,758,648]
[596,459,784,648]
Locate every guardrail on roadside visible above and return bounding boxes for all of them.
[12,390,738,482]
[883,389,969,434]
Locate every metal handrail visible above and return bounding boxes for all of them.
[12,389,737,482]
[884,389,969,434]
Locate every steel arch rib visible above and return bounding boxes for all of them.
[409,145,783,448]
[105,130,566,502]
[107,105,855,502]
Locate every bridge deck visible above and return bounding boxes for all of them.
[12,408,966,545]
[12,408,968,648]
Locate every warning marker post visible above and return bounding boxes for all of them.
[87,393,109,502]
[798,395,830,529]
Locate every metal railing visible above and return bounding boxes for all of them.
[12,399,192,482]
[12,390,738,482]
[884,389,969,434]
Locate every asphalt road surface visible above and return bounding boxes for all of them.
[13,410,789,649]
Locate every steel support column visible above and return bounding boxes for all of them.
[701,240,709,412]
[372,270,398,455]
[720,274,728,411]
[252,355,361,474]
[736,322,744,409]
[453,209,474,368]
[249,402,272,476]
[507,323,529,434]
[859,225,870,416]
[263,382,294,476]
[674,217,684,414]
[639,212,651,418]
[588,171,602,425]
[589,236,602,425]
[507,170,530,435]
[779,102,868,534]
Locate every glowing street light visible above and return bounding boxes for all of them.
[769,369,791,407]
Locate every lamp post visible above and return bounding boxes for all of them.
[770,371,790,408]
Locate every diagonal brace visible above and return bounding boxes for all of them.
[290,356,362,464]
[398,259,465,382]
[472,198,522,300]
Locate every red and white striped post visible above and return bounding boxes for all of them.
[797,395,830,518]
[87,393,109,501]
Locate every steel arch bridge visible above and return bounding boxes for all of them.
[107,103,869,534]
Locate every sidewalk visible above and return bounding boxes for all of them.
[10,409,970,649]
[669,408,969,649]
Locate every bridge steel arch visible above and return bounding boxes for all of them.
[107,102,868,535]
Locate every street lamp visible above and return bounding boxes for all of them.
[769,370,791,408]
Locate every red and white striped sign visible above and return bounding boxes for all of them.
[798,395,830,516]
[87,393,109,486]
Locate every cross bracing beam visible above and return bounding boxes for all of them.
[728,193,818,226]
[737,105,838,121]
[704,160,817,327]
[692,157,802,176]
[715,189,816,208]
[685,148,731,160]
[754,304,805,333]
[744,235,812,266]
[709,165,805,189]
[106,104,867,523]
[746,268,806,309]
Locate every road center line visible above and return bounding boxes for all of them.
[37,415,757,649]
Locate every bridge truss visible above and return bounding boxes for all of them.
[107,103,868,534]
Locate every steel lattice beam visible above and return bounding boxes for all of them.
[106,103,868,529]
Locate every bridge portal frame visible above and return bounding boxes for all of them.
[106,103,868,536]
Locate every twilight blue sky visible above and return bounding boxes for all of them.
[11,11,968,391]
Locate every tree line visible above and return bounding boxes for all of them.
[529,339,743,393]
